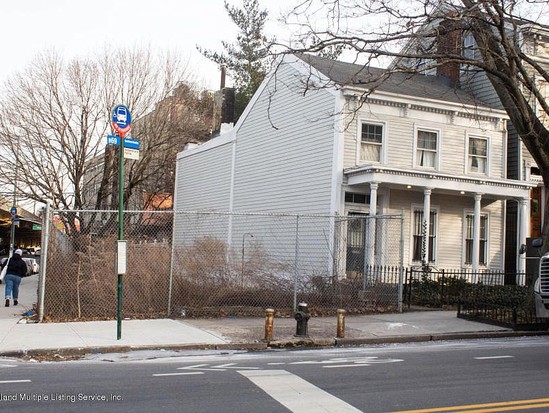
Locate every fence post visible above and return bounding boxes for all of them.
[441,269,445,306]
[37,203,51,323]
[167,211,176,317]
[293,215,300,311]
[398,210,405,312]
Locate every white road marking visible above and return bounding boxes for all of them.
[0,364,17,368]
[212,363,259,370]
[153,372,204,377]
[290,356,403,367]
[0,380,31,384]
[267,362,286,365]
[239,370,363,413]
[176,363,260,372]
[474,355,514,360]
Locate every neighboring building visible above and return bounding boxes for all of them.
[82,83,214,214]
[174,54,534,281]
[393,17,549,278]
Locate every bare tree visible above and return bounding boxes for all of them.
[279,0,549,240]
[0,47,211,233]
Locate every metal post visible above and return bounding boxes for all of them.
[293,216,300,311]
[117,141,124,340]
[37,203,51,323]
[264,308,275,341]
[241,233,253,287]
[398,210,405,312]
[336,309,346,338]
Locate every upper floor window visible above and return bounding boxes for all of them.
[468,136,488,174]
[416,129,439,168]
[360,122,383,162]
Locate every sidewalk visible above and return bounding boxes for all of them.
[0,275,546,359]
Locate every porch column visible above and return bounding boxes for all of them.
[365,182,378,273]
[517,198,528,285]
[472,193,482,282]
[422,188,432,265]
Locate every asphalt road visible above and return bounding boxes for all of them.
[1,337,549,412]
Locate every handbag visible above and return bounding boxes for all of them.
[0,258,9,281]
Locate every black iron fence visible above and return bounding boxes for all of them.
[404,267,533,308]
[404,267,549,329]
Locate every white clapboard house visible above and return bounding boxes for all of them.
[173,54,534,282]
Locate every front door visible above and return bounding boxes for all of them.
[346,213,367,278]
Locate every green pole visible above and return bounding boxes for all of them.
[117,139,124,340]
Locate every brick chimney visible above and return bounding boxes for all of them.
[436,18,462,85]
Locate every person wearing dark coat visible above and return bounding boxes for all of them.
[3,249,28,307]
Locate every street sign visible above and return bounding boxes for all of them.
[32,224,42,231]
[10,206,17,215]
[111,105,132,138]
[123,147,139,160]
[107,135,120,146]
[124,138,140,150]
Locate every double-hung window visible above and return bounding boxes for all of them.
[360,122,383,162]
[416,129,438,168]
[468,136,488,174]
[465,214,488,265]
[412,209,437,263]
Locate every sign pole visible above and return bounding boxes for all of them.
[111,104,132,341]
[117,136,124,340]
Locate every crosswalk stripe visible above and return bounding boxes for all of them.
[238,369,363,413]
[0,380,31,384]
[474,356,513,360]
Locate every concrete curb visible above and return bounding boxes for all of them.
[335,330,549,347]
[2,329,548,361]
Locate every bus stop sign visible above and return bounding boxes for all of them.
[111,105,132,138]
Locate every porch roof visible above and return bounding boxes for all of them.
[344,165,535,200]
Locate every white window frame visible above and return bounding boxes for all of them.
[413,126,441,170]
[465,134,490,176]
[357,119,387,164]
[410,204,439,265]
[462,211,490,267]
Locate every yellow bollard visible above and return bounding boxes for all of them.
[336,309,346,338]
[264,308,275,341]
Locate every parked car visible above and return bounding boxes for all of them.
[22,258,39,275]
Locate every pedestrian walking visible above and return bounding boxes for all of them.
[3,249,29,307]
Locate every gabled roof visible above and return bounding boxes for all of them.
[299,54,491,108]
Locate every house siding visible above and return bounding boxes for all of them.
[175,141,234,211]
[232,63,336,214]
[174,60,340,276]
[345,102,505,178]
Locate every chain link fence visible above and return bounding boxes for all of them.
[39,210,403,321]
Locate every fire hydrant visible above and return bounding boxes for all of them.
[294,302,310,337]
